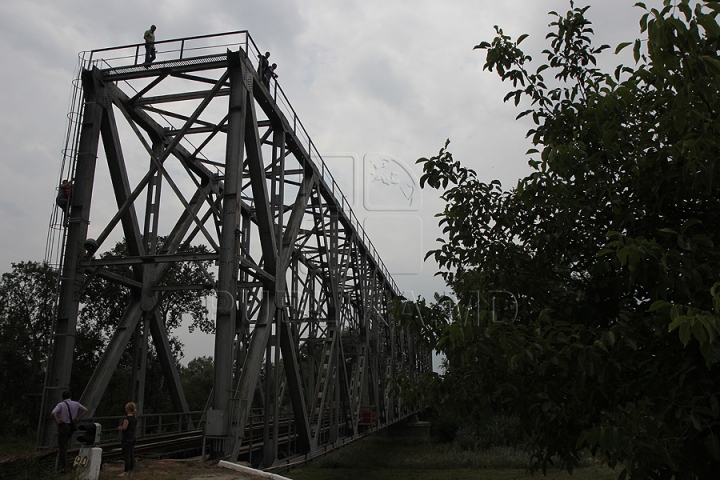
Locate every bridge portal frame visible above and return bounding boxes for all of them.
[39,31,430,464]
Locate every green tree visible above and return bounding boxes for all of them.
[0,262,56,436]
[0,238,216,435]
[78,237,215,354]
[180,356,214,412]
[399,2,720,479]
[77,237,215,415]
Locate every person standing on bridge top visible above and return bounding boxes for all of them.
[143,25,157,67]
[117,401,139,476]
[51,390,87,473]
[263,62,278,89]
[257,51,270,82]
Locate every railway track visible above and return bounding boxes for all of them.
[1,413,411,478]
[0,431,205,479]
[101,430,205,461]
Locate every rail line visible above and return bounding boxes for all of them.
[2,411,405,478]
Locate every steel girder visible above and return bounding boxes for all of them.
[40,34,430,463]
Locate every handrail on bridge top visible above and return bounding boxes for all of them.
[80,31,401,297]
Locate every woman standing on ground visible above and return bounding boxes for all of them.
[117,402,139,476]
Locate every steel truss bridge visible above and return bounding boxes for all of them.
[38,31,430,465]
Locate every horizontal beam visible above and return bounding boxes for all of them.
[151,284,215,292]
[134,88,231,106]
[86,267,144,289]
[239,258,276,284]
[167,125,228,136]
[81,252,219,266]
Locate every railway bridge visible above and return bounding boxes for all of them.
[38,31,430,466]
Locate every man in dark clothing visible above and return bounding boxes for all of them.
[56,180,71,214]
[257,51,270,82]
[263,62,278,88]
[144,25,157,66]
[51,391,88,472]
[118,402,139,475]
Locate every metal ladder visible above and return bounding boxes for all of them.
[35,54,87,449]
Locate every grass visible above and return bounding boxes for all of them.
[286,435,622,480]
[0,432,622,480]
[0,435,36,457]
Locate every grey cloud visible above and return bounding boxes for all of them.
[0,0,668,297]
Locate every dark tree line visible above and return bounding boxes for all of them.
[0,261,56,437]
[0,238,216,440]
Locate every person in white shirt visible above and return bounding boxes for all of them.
[51,390,88,472]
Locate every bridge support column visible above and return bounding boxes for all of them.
[211,52,247,456]
[40,68,104,448]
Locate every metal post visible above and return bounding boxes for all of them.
[211,51,247,457]
[40,68,104,448]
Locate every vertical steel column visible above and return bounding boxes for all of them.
[307,271,317,409]
[235,208,251,367]
[328,209,340,443]
[212,52,247,453]
[261,127,286,466]
[129,318,149,412]
[132,142,163,414]
[41,68,104,447]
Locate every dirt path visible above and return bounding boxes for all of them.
[98,458,278,480]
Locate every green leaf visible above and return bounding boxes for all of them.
[679,323,693,346]
[615,42,632,54]
[674,112,687,133]
[680,218,702,234]
[650,300,671,312]
[677,1,692,21]
[694,320,708,344]
[705,434,720,461]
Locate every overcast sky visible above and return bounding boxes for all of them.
[0,0,659,360]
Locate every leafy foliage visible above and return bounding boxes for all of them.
[0,237,217,433]
[398,1,720,479]
[180,356,214,412]
[79,238,215,415]
[79,237,216,353]
[0,262,56,436]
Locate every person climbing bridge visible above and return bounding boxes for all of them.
[144,24,157,67]
[56,179,72,214]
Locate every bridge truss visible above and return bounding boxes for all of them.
[39,32,430,464]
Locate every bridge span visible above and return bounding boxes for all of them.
[38,31,430,465]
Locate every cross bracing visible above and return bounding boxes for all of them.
[39,31,430,465]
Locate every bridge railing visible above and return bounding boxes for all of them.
[82,30,250,70]
[84,410,205,445]
[83,31,399,296]
[241,37,401,296]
